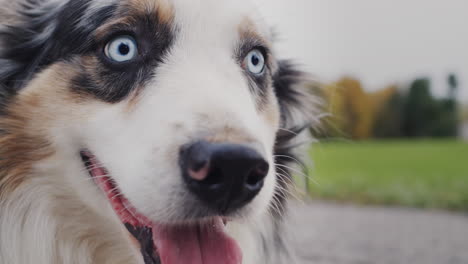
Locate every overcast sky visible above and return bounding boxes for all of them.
[254,0,468,102]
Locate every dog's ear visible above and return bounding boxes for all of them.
[0,0,116,98]
[271,60,321,214]
[0,0,64,94]
[273,60,321,157]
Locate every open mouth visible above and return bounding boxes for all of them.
[80,151,242,264]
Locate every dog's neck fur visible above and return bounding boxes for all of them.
[0,156,296,264]
[0,159,140,264]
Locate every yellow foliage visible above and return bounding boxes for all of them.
[369,85,398,113]
[322,77,397,140]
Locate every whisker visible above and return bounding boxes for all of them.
[275,172,302,201]
[268,195,283,217]
[274,154,306,167]
[278,127,299,136]
[76,174,112,184]
[276,163,320,187]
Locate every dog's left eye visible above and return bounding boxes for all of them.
[244,49,265,75]
[104,36,138,62]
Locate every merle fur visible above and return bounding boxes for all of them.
[0,0,175,105]
[0,0,117,91]
[272,60,312,215]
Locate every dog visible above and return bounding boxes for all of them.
[0,0,316,263]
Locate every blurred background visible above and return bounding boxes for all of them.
[254,0,468,263]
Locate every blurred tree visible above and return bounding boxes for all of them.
[338,77,374,139]
[321,77,376,140]
[431,73,459,137]
[402,78,439,137]
[448,73,458,100]
[444,73,459,113]
[402,76,460,138]
[369,85,398,112]
[373,87,404,138]
[321,82,348,139]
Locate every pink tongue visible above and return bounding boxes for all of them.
[152,219,242,264]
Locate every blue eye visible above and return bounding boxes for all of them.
[104,36,137,62]
[244,49,265,74]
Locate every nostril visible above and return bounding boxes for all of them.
[182,141,212,181]
[199,167,224,187]
[190,159,209,172]
[246,172,261,187]
[188,161,210,181]
[246,161,269,188]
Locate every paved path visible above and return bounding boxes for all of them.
[288,201,468,264]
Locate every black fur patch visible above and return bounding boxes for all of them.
[273,60,310,124]
[71,8,174,103]
[125,223,161,264]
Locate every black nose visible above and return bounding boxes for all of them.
[180,141,269,213]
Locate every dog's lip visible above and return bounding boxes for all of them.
[79,150,242,264]
[80,150,159,263]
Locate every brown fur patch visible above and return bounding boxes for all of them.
[152,0,174,24]
[94,16,138,40]
[95,0,174,40]
[0,101,54,197]
[207,126,255,145]
[262,92,281,128]
[238,17,271,49]
[238,17,257,36]
[127,0,174,23]
[124,87,144,113]
[0,63,85,198]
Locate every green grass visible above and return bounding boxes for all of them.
[306,140,468,211]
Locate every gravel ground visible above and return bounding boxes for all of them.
[288,201,468,264]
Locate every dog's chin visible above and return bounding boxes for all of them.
[80,151,242,264]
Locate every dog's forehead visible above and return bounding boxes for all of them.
[172,1,269,54]
[120,0,271,42]
[171,0,267,31]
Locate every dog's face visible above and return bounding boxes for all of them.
[72,0,279,222]
[0,0,313,263]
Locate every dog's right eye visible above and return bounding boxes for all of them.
[104,36,138,62]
